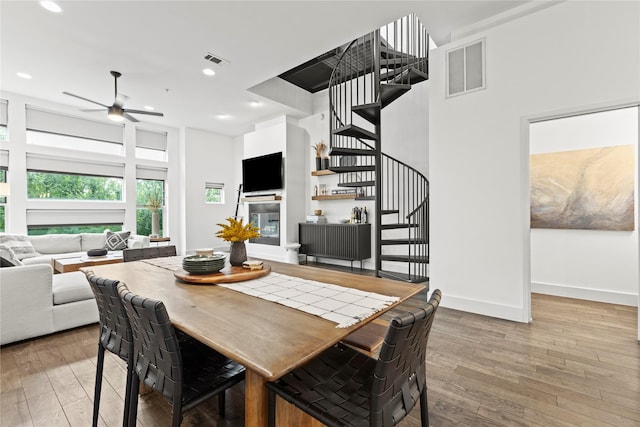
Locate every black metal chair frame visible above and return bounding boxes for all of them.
[117,282,246,426]
[122,245,177,262]
[84,271,136,427]
[266,289,442,427]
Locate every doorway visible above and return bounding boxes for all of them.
[528,105,639,332]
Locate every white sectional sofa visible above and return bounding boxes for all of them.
[0,232,149,345]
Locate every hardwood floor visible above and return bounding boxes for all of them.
[1,293,638,426]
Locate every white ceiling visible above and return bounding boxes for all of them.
[1,0,530,137]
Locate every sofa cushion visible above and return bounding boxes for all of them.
[0,234,40,260]
[52,272,94,305]
[29,234,82,254]
[81,233,107,252]
[0,245,23,267]
[105,231,130,250]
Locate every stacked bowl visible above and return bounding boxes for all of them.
[182,254,226,274]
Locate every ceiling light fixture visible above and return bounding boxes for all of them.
[40,1,62,13]
[144,105,155,111]
[17,72,32,79]
[249,100,262,107]
[202,68,216,76]
[216,113,230,120]
[107,106,125,122]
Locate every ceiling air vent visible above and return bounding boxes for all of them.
[204,52,229,66]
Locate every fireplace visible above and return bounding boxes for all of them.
[248,203,280,246]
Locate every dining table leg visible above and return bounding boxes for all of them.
[245,369,268,427]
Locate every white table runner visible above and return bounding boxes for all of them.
[142,257,398,328]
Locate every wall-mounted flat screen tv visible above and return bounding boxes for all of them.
[242,152,284,193]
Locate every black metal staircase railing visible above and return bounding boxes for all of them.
[327,14,430,283]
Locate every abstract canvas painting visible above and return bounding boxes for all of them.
[530,145,634,231]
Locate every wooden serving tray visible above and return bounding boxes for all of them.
[174,264,271,284]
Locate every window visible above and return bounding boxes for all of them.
[136,179,164,236]
[27,171,123,200]
[205,182,224,204]
[26,105,124,155]
[136,128,167,161]
[0,168,6,232]
[446,39,485,97]
[27,224,122,236]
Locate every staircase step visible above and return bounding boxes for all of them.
[380,84,411,108]
[380,223,418,230]
[378,270,429,284]
[339,181,375,188]
[329,147,375,157]
[380,255,429,263]
[381,238,428,245]
[333,124,378,140]
[355,196,375,201]
[380,209,399,215]
[352,102,381,124]
[382,67,429,86]
[328,165,375,173]
[380,58,410,68]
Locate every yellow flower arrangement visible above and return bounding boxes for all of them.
[216,217,261,242]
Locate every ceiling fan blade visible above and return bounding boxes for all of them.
[80,108,106,112]
[123,109,164,117]
[123,112,140,122]
[62,91,109,108]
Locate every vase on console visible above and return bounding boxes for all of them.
[229,241,247,266]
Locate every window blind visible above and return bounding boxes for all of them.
[27,209,125,226]
[136,128,167,151]
[26,153,125,178]
[0,150,8,168]
[205,182,224,190]
[136,165,168,181]
[25,105,124,144]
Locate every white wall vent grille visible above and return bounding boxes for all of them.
[446,39,485,97]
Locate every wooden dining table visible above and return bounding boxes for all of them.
[83,258,423,427]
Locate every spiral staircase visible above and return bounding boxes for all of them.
[327,14,430,283]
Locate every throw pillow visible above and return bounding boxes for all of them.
[105,231,131,251]
[0,234,40,260]
[0,245,24,267]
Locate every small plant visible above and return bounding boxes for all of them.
[312,140,327,157]
[145,191,163,212]
[216,217,261,242]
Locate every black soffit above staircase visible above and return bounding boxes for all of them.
[278,37,398,93]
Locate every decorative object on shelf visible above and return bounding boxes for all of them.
[314,209,322,215]
[216,217,261,266]
[321,157,329,170]
[312,140,327,170]
[145,190,163,238]
[319,184,327,195]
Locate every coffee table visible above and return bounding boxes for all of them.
[53,255,123,273]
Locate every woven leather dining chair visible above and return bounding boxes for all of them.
[117,283,246,426]
[122,245,177,262]
[266,289,442,427]
[84,271,136,427]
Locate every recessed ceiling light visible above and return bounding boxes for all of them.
[202,68,216,76]
[144,105,155,111]
[249,100,262,107]
[216,113,230,120]
[40,1,63,13]
[17,72,32,79]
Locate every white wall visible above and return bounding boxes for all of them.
[429,1,640,321]
[183,127,237,253]
[242,115,308,262]
[530,107,639,306]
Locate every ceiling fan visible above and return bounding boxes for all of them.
[62,71,164,123]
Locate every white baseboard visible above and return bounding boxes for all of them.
[441,294,528,323]
[531,281,638,307]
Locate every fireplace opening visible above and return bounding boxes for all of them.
[248,203,280,246]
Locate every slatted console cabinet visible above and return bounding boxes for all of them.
[299,223,371,269]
